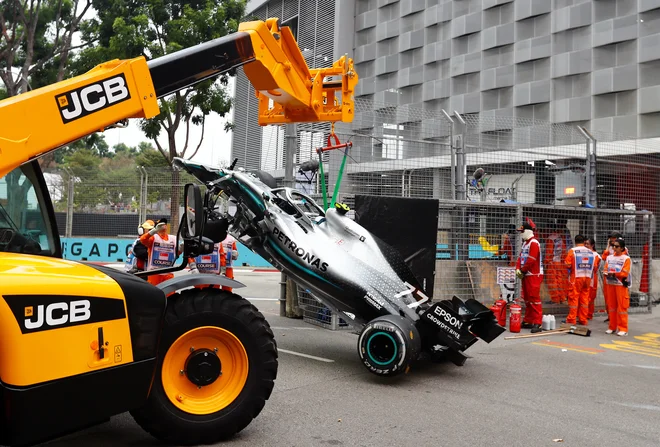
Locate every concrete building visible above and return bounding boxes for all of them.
[231,0,660,207]
[231,0,354,174]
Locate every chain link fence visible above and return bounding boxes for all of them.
[44,165,200,238]
[44,97,658,325]
[285,98,660,215]
[275,98,658,326]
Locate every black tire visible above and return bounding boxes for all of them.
[130,288,278,445]
[357,315,421,377]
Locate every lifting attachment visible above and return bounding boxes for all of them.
[316,123,352,211]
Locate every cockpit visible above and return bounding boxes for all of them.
[269,188,325,223]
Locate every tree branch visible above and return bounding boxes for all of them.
[173,91,184,130]
[163,99,174,128]
[56,0,94,81]
[187,116,206,160]
[180,116,191,158]
[150,13,166,56]
[153,137,169,163]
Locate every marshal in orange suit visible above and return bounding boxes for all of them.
[564,235,598,326]
[603,237,632,336]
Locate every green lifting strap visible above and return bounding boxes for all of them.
[330,148,349,209]
[318,150,329,210]
[317,146,351,211]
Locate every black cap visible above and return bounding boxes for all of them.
[517,222,534,232]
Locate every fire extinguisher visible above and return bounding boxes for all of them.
[509,303,522,333]
[490,299,507,327]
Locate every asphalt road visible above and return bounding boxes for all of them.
[40,269,660,447]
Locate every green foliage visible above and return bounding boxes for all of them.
[136,147,170,168]
[0,0,94,95]
[1,0,94,217]
[75,0,246,224]
[53,136,176,213]
[77,0,246,163]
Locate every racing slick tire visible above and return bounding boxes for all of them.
[130,288,278,445]
[357,315,422,377]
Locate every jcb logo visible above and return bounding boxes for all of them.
[24,300,91,330]
[3,295,126,334]
[56,74,131,123]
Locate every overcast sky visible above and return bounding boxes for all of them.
[103,77,236,168]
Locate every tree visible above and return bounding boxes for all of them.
[112,143,138,158]
[0,0,94,95]
[59,147,106,211]
[99,151,141,210]
[78,0,246,226]
[1,0,95,209]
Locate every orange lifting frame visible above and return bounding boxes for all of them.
[239,18,359,126]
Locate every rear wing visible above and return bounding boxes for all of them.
[0,17,358,178]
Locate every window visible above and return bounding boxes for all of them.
[381,123,404,159]
[0,163,57,256]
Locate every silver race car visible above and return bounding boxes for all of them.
[174,157,505,377]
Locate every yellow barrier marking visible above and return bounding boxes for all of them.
[537,340,605,353]
[531,341,602,355]
[600,333,660,358]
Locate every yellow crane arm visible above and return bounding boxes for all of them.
[0,17,358,178]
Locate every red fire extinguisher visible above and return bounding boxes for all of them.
[509,303,522,333]
[490,299,507,327]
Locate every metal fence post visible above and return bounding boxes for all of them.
[452,111,468,262]
[282,123,297,317]
[649,214,655,311]
[578,126,598,208]
[138,166,148,224]
[65,167,74,238]
[453,111,467,202]
[515,204,523,300]
[441,109,455,201]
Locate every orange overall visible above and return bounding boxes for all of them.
[545,232,569,304]
[565,244,597,325]
[603,254,631,333]
[601,246,629,322]
[587,251,601,320]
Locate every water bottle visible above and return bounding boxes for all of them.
[549,315,556,330]
[541,315,550,331]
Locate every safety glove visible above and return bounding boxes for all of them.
[149,222,167,235]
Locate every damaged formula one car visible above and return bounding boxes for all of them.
[175,157,506,377]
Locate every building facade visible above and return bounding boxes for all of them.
[231,0,660,209]
[352,0,660,138]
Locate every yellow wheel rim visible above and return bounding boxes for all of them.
[161,326,249,415]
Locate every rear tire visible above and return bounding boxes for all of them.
[130,288,278,445]
[357,315,421,377]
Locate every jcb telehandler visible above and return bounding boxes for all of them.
[0,17,357,446]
